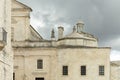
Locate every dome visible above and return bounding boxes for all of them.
[64,31,97,39]
[65,32,83,38]
[57,21,98,47]
[58,31,98,47]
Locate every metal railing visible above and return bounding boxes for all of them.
[0,28,7,43]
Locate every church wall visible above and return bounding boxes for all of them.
[13,48,57,80]
[12,0,31,41]
[12,16,26,41]
[14,56,25,80]
[57,48,110,80]
[13,47,110,80]
[58,39,98,47]
[12,16,30,41]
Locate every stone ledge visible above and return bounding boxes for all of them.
[32,71,47,75]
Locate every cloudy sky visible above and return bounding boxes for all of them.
[18,0,120,61]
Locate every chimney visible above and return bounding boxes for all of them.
[76,20,84,33]
[58,26,64,39]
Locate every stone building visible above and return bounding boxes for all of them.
[0,0,119,80]
[111,61,120,80]
[12,0,111,80]
[0,0,13,80]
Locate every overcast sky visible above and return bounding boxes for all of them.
[18,0,120,61]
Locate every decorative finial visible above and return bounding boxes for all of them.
[51,28,55,39]
[73,26,76,32]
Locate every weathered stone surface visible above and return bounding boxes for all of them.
[111,61,120,80]
[0,0,13,80]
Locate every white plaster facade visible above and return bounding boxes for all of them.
[0,0,13,80]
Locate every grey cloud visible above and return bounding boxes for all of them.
[18,0,120,51]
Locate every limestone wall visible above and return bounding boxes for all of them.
[111,62,120,80]
[13,47,110,80]
[11,0,31,41]
[57,48,110,80]
[0,0,13,80]
[14,48,57,80]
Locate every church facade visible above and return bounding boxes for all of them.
[12,1,112,80]
[0,0,119,80]
[11,0,120,80]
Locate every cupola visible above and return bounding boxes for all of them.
[57,20,98,47]
[76,20,84,33]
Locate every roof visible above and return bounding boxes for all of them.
[62,31,97,41]
[12,0,32,11]
[29,25,43,41]
[111,61,120,66]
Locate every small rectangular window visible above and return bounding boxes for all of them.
[35,77,44,80]
[37,60,43,69]
[63,66,68,75]
[81,66,86,75]
[99,66,104,75]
